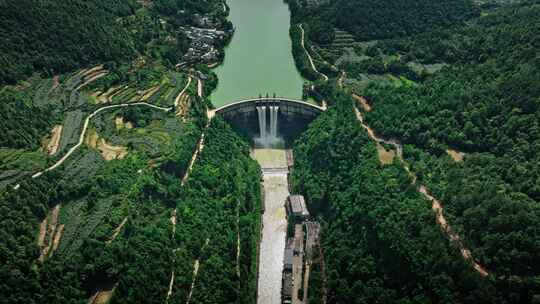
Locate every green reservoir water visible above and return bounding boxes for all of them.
[211,0,304,107]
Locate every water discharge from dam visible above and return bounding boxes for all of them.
[270,106,278,138]
[255,105,283,148]
[257,106,267,140]
[252,149,289,304]
[211,0,307,302]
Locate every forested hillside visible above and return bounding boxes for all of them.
[0,88,56,149]
[0,0,229,188]
[0,108,262,303]
[290,0,540,302]
[0,0,136,84]
[291,98,503,303]
[0,1,262,303]
[168,118,261,304]
[0,98,204,303]
[362,3,540,281]
[289,0,477,42]
[0,0,228,85]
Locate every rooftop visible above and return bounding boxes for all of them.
[288,195,309,217]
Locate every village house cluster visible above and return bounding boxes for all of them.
[178,12,232,65]
[180,26,227,64]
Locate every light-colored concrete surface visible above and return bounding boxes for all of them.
[252,149,288,169]
[253,149,289,304]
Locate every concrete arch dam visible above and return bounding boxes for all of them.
[209,98,326,147]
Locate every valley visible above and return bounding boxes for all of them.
[1,0,539,303]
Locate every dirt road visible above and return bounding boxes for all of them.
[354,107,488,277]
[299,24,329,81]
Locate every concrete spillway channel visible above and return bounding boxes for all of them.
[252,149,290,304]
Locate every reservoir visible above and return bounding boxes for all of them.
[211,0,305,107]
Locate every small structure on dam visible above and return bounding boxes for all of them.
[209,96,325,147]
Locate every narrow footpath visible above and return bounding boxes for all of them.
[300,31,489,276]
[354,108,489,277]
[167,77,209,302]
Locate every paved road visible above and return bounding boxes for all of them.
[299,24,328,81]
[31,102,171,179]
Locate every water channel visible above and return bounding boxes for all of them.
[252,149,289,304]
[211,0,305,107]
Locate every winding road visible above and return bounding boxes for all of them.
[31,102,171,179]
[299,24,329,81]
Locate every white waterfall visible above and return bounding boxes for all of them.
[257,106,267,139]
[269,106,279,139]
[255,104,282,147]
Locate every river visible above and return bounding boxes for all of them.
[211,0,304,107]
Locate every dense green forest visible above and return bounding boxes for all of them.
[0,0,136,84]
[288,0,540,301]
[0,0,228,84]
[0,108,262,303]
[289,0,477,42]
[169,118,261,304]
[0,88,56,149]
[291,98,507,303]
[362,3,540,280]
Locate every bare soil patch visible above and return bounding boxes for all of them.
[98,139,128,161]
[45,125,63,155]
[38,204,61,262]
[51,224,65,253]
[114,116,133,130]
[140,85,161,101]
[85,129,100,148]
[88,284,117,304]
[85,130,128,161]
[38,217,48,248]
[446,149,464,162]
[115,116,124,130]
[81,65,105,78]
[77,70,108,91]
[376,144,395,165]
[353,94,372,112]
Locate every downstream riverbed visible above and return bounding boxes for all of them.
[252,149,289,304]
[211,0,304,107]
